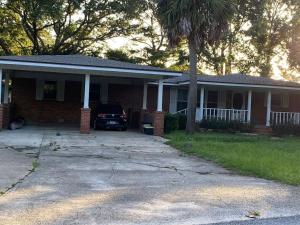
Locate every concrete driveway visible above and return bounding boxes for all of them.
[0,127,300,225]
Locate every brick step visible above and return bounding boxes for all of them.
[253,126,273,134]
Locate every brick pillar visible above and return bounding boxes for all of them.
[80,108,91,134]
[0,105,3,130]
[153,111,165,136]
[3,104,10,129]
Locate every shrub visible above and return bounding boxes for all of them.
[272,123,300,136]
[199,119,253,133]
[177,113,187,130]
[164,114,179,133]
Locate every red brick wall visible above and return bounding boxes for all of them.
[11,78,81,125]
[147,86,170,113]
[284,93,300,112]
[108,84,170,113]
[252,92,300,125]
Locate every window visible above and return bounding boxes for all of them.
[270,94,289,108]
[232,93,243,109]
[177,89,188,111]
[90,84,101,102]
[207,91,218,108]
[272,94,282,107]
[43,81,57,100]
[177,89,203,111]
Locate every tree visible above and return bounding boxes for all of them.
[105,49,140,63]
[198,0,261,75]
[157,0,235,133]
[5,0,140,55]
[0,4,30,55]
[287,4,300,71]
[245,0,299,77]
[129,0,173,67]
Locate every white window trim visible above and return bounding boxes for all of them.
[36,79,65,101]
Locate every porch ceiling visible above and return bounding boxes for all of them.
[0,55,182,81]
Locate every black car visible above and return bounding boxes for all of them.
[93,103,128,131]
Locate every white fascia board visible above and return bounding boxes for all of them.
[176,81,300,91]
[151,80,300,91]
[0,60,182,78]
[148,82,179,86]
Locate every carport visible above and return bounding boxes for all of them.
[0,55,181,135]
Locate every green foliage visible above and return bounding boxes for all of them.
[166,131,300,185]
[199,119,253,132]
[157,0,235,48]
[244,0,299,77]
[128,0,174,68]
[4,0,142,55]
[272,123,300,136]
[32,160,39,172]
[164,113,187,133]
[105,49,140,63]
[177,113,187,130]
[287,12,300,72]
[0,6,30,55]
[164,114,179,133]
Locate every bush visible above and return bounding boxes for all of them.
[272,123,300,136]
[177,113,187,130]
[164,114,179,133]
[199,119,253,133]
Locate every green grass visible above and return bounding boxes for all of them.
[31,160,40,172]
[166,131,300,185]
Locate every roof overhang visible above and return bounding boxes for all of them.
[155,80,300,91]
[0,59,182,80]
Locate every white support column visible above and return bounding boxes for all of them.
[83,74,90,109]
[157,79,163,112]
[247,90,252,123]
[0,68,2,104]
[4,72,10,104]
[142,83,148,110]
[266,90,272,127]
[199,87,205,121]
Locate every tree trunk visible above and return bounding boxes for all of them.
[186,38,198,134]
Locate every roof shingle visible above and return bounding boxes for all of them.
[0,55,177,73]
[164,73,300,88]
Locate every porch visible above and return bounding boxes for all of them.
[172,86,300,127]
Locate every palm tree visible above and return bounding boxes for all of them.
[157,0,235,133]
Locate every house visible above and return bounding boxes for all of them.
[0,55,181,135]
[0,55,300,135]
[163,74,300,129]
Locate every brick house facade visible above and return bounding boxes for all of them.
[10,77,171,128]
[2,55,300,134]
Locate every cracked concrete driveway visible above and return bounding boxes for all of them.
[0,127,300,225]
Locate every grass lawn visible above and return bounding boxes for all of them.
[166,131,300,185]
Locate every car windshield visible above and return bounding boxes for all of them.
[97,104,123,114]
